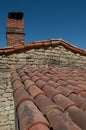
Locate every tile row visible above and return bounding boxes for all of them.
[11,66,86,130]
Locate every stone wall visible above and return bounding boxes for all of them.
[0,70,15,130]
[0,45,86,129]
[0,45,86,69]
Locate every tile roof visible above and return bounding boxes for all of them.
[11,66,86,130]
[0,39,86,56]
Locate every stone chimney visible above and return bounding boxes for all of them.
[6,12,25,46]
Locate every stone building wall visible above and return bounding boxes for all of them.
[0,70,15,130]
[0,45,86,129]
[0,45,86,69]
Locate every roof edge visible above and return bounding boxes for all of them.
[0,39,86,56]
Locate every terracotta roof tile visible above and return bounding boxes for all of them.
[18,100,49,130]
[46,108,81,130]
[0,39,86,55]
[56,86,77,96]
[11,66,86,130]
[68,93,86,111]
[66,106,86,130]
[29,124,50,130]
[42,84,61,99]
[53,94,76,111]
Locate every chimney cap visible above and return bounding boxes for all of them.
[8,12,24,20]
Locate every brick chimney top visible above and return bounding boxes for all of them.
[8,12,24,20]
[6,12,25,46]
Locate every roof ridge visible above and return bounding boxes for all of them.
[0,39,86,56]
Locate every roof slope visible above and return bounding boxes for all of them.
[11,66,86,130]
[0,39,86,56]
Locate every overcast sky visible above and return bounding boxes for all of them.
[0,0,86,49]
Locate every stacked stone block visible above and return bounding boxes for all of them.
[0,71,15,130]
